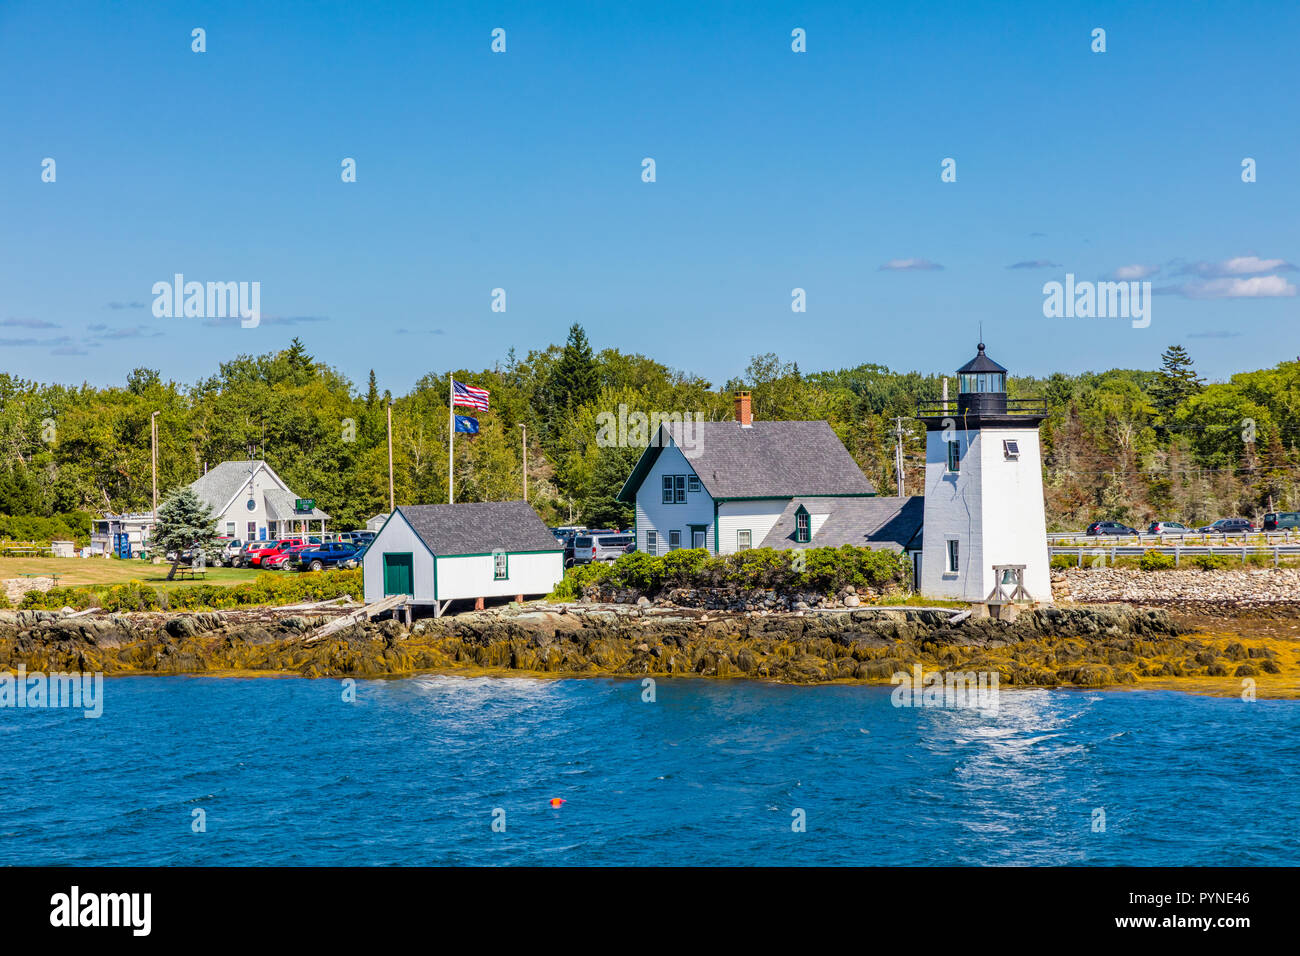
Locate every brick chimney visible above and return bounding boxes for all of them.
[734,390,753,427]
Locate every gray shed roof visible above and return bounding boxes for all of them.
[760,496,924,552]
[394,501,562,557]
[617,420,875,501]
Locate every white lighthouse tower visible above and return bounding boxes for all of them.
[917,343,1051,603]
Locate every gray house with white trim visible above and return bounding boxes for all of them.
[363,501,564,614]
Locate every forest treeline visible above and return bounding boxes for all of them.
[1,328,1297,537]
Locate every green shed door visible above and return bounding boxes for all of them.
[383,552,414,596]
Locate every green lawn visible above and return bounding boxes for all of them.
[0,556,264,591]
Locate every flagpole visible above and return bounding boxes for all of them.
[448,372,454,504]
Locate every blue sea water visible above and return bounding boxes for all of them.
[1,675,1297,866]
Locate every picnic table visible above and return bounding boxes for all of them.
[19,572,59,586]
[173,568,207,580]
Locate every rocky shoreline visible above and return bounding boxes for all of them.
[2,599,1295,694]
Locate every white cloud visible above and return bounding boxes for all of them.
[1171,275,1297,299]
[1181,255,1295,278]
[879,258,944,271]
[1111,264,1160,280]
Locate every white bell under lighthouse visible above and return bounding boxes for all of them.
[916,343,1052,603]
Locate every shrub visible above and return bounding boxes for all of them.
[1050,554,1076,570]
[1138,550,1175,571]
[547,545,910,600]
[1190,553,1236,571]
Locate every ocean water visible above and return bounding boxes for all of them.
[1,675,1296,866]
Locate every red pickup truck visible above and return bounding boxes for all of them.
[244,537,309,568]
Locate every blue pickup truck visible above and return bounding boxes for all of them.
[293,541,359,571]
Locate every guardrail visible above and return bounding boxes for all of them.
[1048,530,1299,549]
[1051,541,1300,567]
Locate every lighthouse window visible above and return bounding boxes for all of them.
[946,440,961,472]
[946,539,960,573]
[1003,439,1020,460]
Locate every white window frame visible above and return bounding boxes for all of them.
[645,530,658,556]
[669,530,681,550]
[687,475,701,493]
[737,529,752,551]
[493,551,509,580]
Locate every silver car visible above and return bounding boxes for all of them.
[571,533,634,564]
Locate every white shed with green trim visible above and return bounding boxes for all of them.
[362,501,564,615]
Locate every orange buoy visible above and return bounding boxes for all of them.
[549,797,565,808]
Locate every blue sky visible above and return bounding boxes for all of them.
[2,0,1297,391]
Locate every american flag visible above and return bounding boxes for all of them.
[452,379,490,412]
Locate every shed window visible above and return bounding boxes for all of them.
[493,551,509,580]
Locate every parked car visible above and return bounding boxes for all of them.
[1147,521,1191,535]
[243,537,308,568]
[341,530,375,547]
[262,541,315,570]
[216,538,244,566]
[1196,518,1255,534]
[571,532,634,564]
[294,540,359,571]
[1262,512,1300,531]
[1086,521,1137,536]
[339,543,368,570]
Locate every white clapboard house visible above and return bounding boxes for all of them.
[617,392,923,561]
[91,459,329,554]
[189,460,330,543]
[363,501,564,615]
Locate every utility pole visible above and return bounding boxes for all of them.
[386,399,395,511]
[150,411,160,515]
[893,416,906,497]
[519,423,528,502]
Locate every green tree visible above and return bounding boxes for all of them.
[553,324,599,411]
[1152,345,1204,424]
[153,487,219,579]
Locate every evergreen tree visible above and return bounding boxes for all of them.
[153,487,219,579]
[553,324,599,411]
[1152,345,1204,423]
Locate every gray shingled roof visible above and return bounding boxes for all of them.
[760,496,924,552]
[395,501,562,557]
[189,460,262,514]
[618,420,874,501]
[188,460,330,520]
